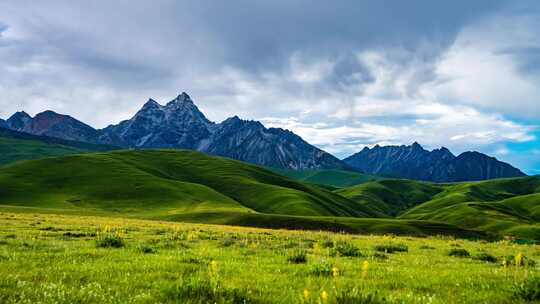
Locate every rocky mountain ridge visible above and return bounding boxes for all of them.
[343,142,525,182]
[2,92,348,170]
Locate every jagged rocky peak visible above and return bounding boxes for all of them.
[138,92,195,112]
[221,115,263,128]
[6,111,33,130]
[433,146,454,158]
[8,111,32,122]
[221,115,241,124]
[411,141,424,150]
[167,92,193,106]
[2,91,351,170]
[142,98,161,109]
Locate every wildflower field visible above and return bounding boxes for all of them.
[0,212,538,303]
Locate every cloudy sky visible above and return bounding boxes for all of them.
[0,1,539,174]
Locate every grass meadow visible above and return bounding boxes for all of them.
[0,212,538,303]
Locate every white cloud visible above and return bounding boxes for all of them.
[254,43,537,158]
[430,12,540,119]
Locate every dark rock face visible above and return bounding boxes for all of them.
[2,92,348,170]
[448,152,526,182]
[0,119,6,128]
[103,93,347,170]
[103,93,216,149]
[202,116,347,169]
[343,143,525,182]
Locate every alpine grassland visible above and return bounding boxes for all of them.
[1,149,540,303]
[0,212,538,303]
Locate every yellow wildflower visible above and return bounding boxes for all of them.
[362,260,369,279]
[210,260,218,275]
[321,290,328,303]
[303,289,309,302]
[332,266,339,277]
[515,253,523,266]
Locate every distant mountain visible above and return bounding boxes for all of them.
[202,116,346,170]
[104,92,348,170]
[343,142,525,182]
[6,111,32,131]
[3,92,349,170]
[101,94,215,148]
[6,110,103,144]
[0,118,6,128]
[0,126,117,151]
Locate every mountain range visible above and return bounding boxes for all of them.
[343,142,525,182]
[2,93,347,170]
[0,92,526,181]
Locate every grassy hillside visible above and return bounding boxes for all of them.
[0,127,116,165]
[335,179,444,216]
[0,150,381,219]
[0,136,86,165]
[401,177,540,218]
[270,168,382,188]
[1,148,538,239]
[0,149,493,239]
[337,177,540,239]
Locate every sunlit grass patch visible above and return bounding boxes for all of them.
[161,277,265,304]
[335,288,388,304]
[0,211,538,303]
[504,254,536,267]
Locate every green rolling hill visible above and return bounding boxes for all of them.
[270,168,382,188]
[0,127,116,166]
[337,177,540,239]
[0,149,490,239]
[335,179,444,216]
[0,150,380,218]
[1,148,538,239]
